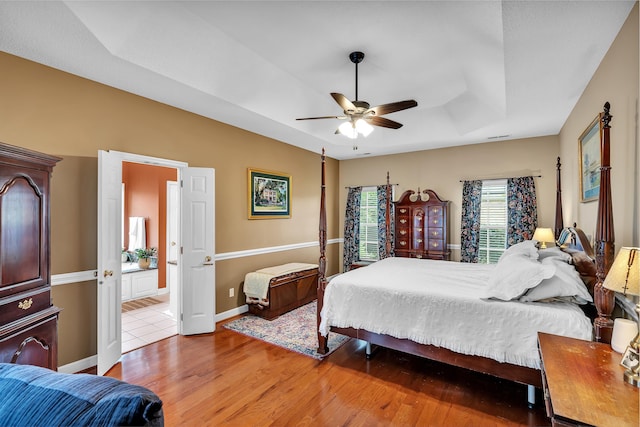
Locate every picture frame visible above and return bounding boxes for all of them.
[248,168,291,219]
[620,345,639,370]
[578,113,603,202]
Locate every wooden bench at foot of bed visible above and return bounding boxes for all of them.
[245,264,319,320]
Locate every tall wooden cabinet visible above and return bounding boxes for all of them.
[394,189,450,260]
[0,142,61,370]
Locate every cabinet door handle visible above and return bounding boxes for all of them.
[18,298,33,310]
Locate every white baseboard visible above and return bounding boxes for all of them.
[58,355,97,374]
[216,304,248,322]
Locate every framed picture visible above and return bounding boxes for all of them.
[578,113,603,202]
[621,345,639,370]
[248,168,291,219]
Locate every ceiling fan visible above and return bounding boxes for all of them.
[296,51,418,139]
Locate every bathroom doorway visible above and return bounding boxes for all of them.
[120,163,178,353]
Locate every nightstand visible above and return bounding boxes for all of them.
[538,332,639,427]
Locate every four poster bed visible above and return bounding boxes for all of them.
[316,103,617,402]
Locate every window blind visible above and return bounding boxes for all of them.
[359,187,379,261]
[478,180,507,264]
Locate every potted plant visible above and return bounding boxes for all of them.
[121,247,129,263]
[134,247,157,269]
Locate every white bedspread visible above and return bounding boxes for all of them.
[319,257,592,369]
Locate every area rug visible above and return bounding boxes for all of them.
[224,301,350,360]
[121,296,164,313]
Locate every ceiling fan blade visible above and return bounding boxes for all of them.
[296,115,343,121]
[331,93,357,113]
[367,116,403,129]
[368,100,418,116]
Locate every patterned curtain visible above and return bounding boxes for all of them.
[460,180,483,263]
[343,186,362,271]
[376,185,394,259]
[507,176,538,247]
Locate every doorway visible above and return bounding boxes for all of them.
[98,150,216,375]
[120,163,178,353]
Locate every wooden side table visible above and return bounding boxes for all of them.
[538,332,639,427]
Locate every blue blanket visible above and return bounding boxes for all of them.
[0,363,163,426]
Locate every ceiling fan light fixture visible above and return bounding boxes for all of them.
[338,121,358,139]
[356,119,373,137]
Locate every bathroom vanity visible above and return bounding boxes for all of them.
[121,263,158,301]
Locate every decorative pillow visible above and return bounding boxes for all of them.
[498,240,539,263]
[520,257,593,304]
[484,253,555,301]
[538,247,572,263]
[568,250,597,277]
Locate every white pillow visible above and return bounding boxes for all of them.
[538,247,572,263]
[519,257,593,304]
[498,240,539,262]
[484,253,556,301]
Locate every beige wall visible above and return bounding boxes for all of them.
[339,136,559,262]
[0,52,339,366]
[559,3,639,248]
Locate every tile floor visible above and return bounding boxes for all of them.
[122,294,177,353]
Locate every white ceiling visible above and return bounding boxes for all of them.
[0,1,635,160]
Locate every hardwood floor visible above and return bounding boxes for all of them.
[106,320,550,426]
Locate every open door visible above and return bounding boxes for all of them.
[97,150,123,375]
[180,167,216,335]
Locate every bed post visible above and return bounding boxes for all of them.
[385,171,392,258]
[594,102,615,343]
[317,148,329,354]
[554,157,564,241]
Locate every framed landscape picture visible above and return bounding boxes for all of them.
[248,168,291,219]
[578,113,602,202]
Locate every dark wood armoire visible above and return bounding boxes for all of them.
[0,142,61,370]
[394,189,450,261]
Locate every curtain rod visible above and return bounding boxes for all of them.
[458,174,542,183]
[345,183,399,189]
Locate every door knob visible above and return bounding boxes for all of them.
[103,270,113,278]
[203,255,213,265]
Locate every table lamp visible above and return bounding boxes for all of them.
[533,227,555,249]
[602,247,640,387]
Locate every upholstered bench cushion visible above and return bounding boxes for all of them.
[0,363,163,427]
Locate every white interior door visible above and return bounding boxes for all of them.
[180,167,216,335]
[97,150,123,375]
[166,181,179,318]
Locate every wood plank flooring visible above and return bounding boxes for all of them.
[106,320,550,426]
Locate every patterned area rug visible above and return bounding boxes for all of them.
[224,301,350,360]
[122,297,163,313]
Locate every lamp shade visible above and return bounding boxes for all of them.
[338,121,358,139]
[338,119,374,139]
[355,119,373,137]
[533,227,555,248]
[602,247,640,297]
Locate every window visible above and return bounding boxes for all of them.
[478,180,507,264]
[359,187,379,261]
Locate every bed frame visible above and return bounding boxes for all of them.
[316,102,616,392]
